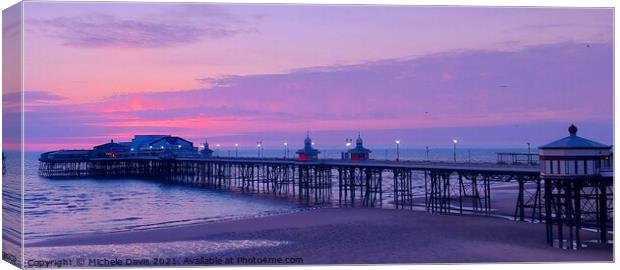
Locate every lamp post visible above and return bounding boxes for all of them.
[395,140,401,161]
[235,143,239,158]
[216,144,221,157]
[283,142,288,159]
[452,139,458,162]
[256,141,262,158]
[527,142,531,165]
[345,139,352,160]
[426,146,430,161]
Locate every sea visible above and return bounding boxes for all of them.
[4,148,527,247]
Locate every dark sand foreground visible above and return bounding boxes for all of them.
[28,207,612,264]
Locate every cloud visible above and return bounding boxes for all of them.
[23,41,613,150]
[27,12,255,48]
[24,90,67,107]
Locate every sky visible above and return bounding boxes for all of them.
[3,2,614,151]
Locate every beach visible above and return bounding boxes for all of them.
[26,207,613,265]
[19,153,613,266]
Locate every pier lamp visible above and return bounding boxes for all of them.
[216,144,221,157]
[256,141,263,157]
[283,142,289,159]
[235,143,239,158]
[395,140,401,162]
[527,142,531,165]
[452,139,458,162]
[344,139,352,160]
[425,146,430,161]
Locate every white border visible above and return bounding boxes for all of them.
[1,1,617,270]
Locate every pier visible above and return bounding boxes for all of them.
[38,128,613,249]
[38,155,543,219]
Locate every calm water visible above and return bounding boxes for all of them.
[22,153,306,244]
[19,148,524,244]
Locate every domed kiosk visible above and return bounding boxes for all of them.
[201,139,214,158]
[348,133,372,161]
[539,125,612,249]
[540,124,612,177]
[296,132,320,161]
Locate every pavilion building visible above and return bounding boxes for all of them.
[539,124,613,249]
[348,133,372,161]
[91,139,130,158]
[296,132,320,161]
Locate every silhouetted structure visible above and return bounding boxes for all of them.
[42,135,200,160]
[92,140,130,158]
[125,135,196,157]
[2,152,6,175]
[201,139,214,158]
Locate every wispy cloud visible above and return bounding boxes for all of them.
[27,11,256,48]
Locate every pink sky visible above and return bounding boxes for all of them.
[3,2,614,151]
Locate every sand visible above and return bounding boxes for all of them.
[27,207,612,265]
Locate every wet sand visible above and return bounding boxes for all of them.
[407,182,541,219]
[28,207,612,265]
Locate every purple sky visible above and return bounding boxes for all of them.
[4,2,614,150]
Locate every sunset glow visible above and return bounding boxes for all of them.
[5,2,613,150]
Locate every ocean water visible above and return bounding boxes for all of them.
[19,148,525,244]
[2,151,23,266]
[22,153,307,244]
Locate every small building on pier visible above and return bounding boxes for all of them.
[201,139,214,158]
[129,135,194,151]
[121,135,199,158]
[539,124,613,249]
[148,136,194,150]
[539,124,612,176]
[297,133,320,161]
[39,135,201,163]
[92,140,130,158]
[348,133,372,161]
